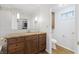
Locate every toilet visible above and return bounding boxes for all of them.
[51,39,57,49]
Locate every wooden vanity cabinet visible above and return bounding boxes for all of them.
[6,33,46,54]
[7,37,25,54]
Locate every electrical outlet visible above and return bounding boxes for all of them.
[72,32,75,34]
[62,35,65,37]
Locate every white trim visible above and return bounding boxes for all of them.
[45,49,52,54]
[45,43,75,54]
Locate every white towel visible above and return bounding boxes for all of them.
[0,37,7,53]
[0,37,7,49]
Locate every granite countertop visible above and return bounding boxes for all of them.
[3,32,46,39]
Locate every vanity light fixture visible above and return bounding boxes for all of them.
[35,16,38,22]
[17,13,20,19]
[34,16,38,23]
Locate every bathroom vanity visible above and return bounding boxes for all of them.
[4,32,46,54]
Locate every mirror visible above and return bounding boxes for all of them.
[17,19,28,30]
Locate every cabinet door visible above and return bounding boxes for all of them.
[8,44,16,53]
[38,34,46,51]
[15,42,25,54]
[25,35,38,54]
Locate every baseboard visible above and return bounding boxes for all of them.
[45,43,75,54]
[45,49,52,54]
[56,43,75,53]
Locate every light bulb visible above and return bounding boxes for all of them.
[17,13,20,19]
[35,17,38,21]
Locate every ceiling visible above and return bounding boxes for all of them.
[0,4,57,15]
[0,4,74,16]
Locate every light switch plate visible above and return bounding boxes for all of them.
[77,41,79,45]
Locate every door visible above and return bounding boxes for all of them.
[52,12,55,29]
[54,6,76,52]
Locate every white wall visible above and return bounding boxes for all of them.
[53,5,77,52]
[75,5,79,53]
[0,9,32,36]
[0,10,13,36]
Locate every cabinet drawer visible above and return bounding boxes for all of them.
[25,35,37,40]
[7,37,25,44]
[16,37,24,43]
[31,35,37,39]
[8,42,24,50]
[7,38,16,44]
[16,42,24,48]
[38,34,46,38]
[8,48,24,54]
[16,47,24,52]
[8,44,16,53]
[8,48,16,53]
[8,44,16,50]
